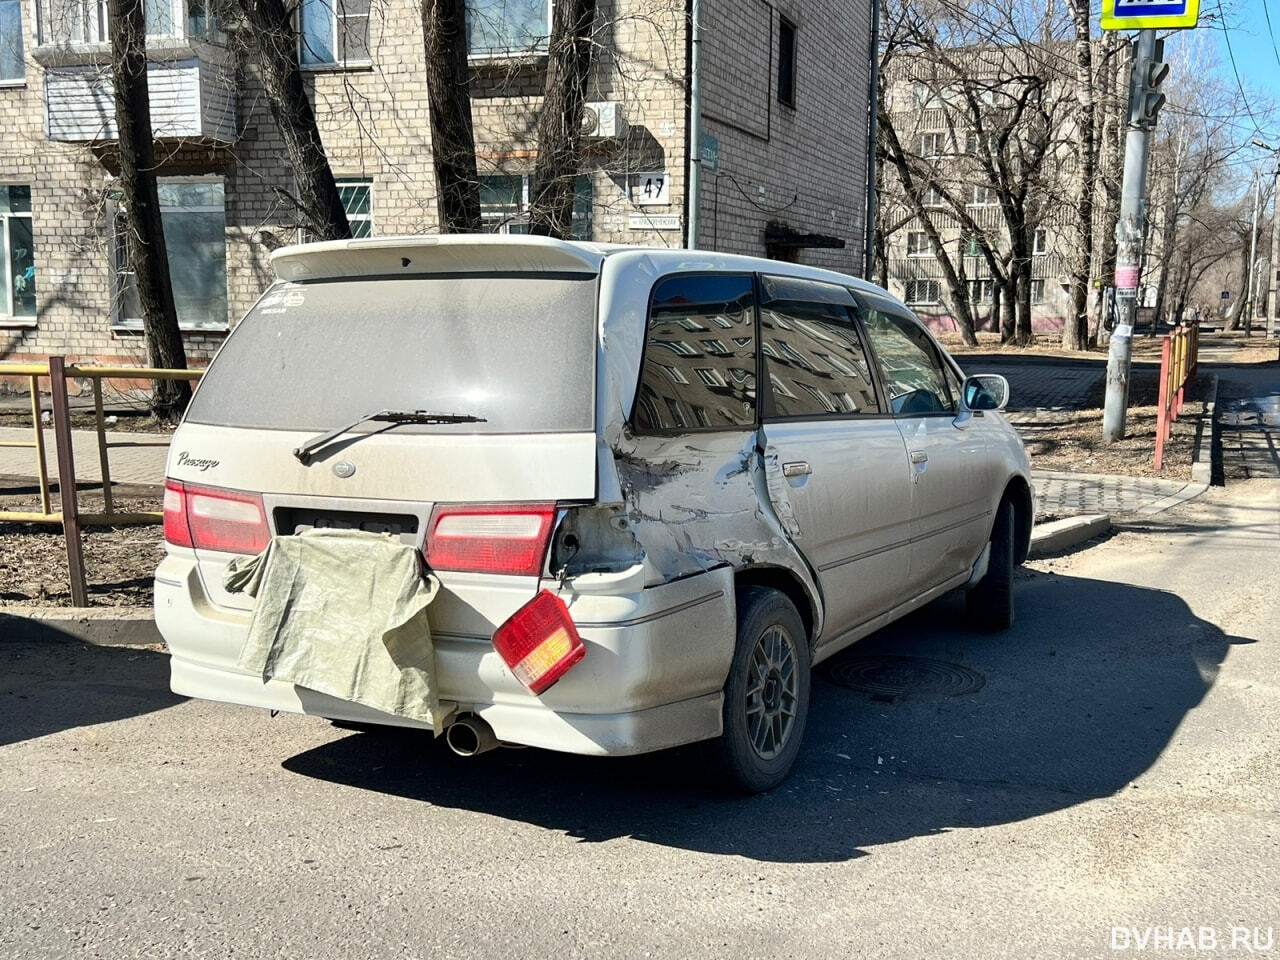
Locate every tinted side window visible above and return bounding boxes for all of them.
[860,306,957,415]
[760,277,878,419]
[632,274,756,432]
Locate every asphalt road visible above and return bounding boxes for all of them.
[2,481,1278,959]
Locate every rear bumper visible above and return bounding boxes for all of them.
[155,556,736,756]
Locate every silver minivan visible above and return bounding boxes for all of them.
[156,234,1032,792]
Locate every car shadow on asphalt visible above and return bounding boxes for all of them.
[0,635,182,746]
[282,570,1250,863]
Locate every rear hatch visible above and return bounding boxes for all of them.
[167,251,601,635]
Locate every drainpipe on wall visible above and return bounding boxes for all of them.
[686,0,702,250]
[863,0,881,280]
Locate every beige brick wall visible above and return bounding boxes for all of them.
[1,0,874,368]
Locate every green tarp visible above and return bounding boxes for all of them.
[224,529,443,732]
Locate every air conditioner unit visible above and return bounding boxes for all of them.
[581,101,627,140]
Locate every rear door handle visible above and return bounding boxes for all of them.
[910,451,928,465]
[782,461,812,478]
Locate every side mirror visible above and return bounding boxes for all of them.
[962,374,1009,411]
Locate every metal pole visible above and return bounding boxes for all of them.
[1270,151,1280,338]
[863,0,881,280]
[1102,29,1158,442]
[1244,174,1260,336]
[49,356,89,607]
[685,0,702,250]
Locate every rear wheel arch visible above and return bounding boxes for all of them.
[734,565,818,649]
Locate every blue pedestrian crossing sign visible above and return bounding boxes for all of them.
[1101,0,1200,29]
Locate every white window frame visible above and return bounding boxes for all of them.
[336,177,373,237]
[1033,228,1048,255]
[904,280,941,306]
[969,185,992,206]
[906,230,934,258]
[1031,279,1046,303]
[968,278,994,304]
[478,172,591,240]
[918,132,944,159]
[113,175,228,332]
[298,0,371,69]
[1,185,36,324]
[37,0,189,44]
[466,0,552,60]
[1,0,26,83]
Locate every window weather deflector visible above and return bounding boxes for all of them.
[292,409,487,465]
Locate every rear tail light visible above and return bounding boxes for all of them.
[163,480,270,555]
[425,503,555,577]
[492,590,586,694]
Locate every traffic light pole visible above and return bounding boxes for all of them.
[1103,28,1162,442]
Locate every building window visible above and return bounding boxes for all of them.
[1,186,35,321]
[1033,228,1048,255]
[466,0,550,57]
[968,279,994,304]
[970,185,992,205]
[300,0,370,68]
[777,17,796,107]
[1,0,24,82]
[918,132,944,158]
[904,280,940,305]
[478,173,591,240]
[919,186,944,208]
[1031,279,1046,303]
[115,178,227,330]
[906,231,934,258]
[337,178,372,237]
[37,0,199,44]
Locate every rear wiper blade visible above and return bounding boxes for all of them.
[293,409,486,465]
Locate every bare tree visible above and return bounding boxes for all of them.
[108,0,191,420]
[528,0,598,237]
[422,0,481,232]
[234,0,351,240]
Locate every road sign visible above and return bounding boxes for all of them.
[1101,0,1200,30]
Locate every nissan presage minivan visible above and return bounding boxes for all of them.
[156,234,1032,792]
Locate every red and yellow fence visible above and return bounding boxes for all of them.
[0,358,202,604]
[1153,324,1199,471]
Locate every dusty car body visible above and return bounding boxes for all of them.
[156,235,1032,791]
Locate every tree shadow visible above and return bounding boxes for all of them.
[282,571,1246,863]
[0,633,183,746]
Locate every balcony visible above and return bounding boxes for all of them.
[31,0,235,143]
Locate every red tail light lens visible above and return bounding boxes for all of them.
[163,480,193,548]
[163,480,270,555]
[492,590,586,694]
[425,503,555,577]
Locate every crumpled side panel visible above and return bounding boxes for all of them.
[609,429,823,638]
[225,528,443,732]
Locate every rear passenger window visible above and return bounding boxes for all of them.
[759,276,879,419]
[632,275,756,432]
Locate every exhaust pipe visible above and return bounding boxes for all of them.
[445,715,500,757]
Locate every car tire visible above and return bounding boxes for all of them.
[702,586,811,794]
[967,498,1015,631]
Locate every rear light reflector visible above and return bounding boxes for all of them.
[163,480,269,555]
[492,590,586,694]
[426,503,555,577]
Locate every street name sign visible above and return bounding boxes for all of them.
[1101,0,1200,30]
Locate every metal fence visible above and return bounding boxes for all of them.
[1153,324,1199,472]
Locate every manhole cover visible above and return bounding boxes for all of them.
[824,655,985,702]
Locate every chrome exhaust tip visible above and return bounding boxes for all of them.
[444,715,500,757]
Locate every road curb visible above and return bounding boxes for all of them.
[0,608,162,647]
[1028,513,1112,558]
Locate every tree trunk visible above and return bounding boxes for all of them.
[422,0,481,232]
[108,0,190,421]
[1062,0,1093,351]
[236,0,350,240]
[1000,280,1016,342]
[528,0,597,237]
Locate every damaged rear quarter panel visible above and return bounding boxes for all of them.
[608,429,824,641]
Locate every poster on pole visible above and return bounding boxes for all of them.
[1101,0,1200,30]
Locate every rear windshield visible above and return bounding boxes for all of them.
[186,274,597,434]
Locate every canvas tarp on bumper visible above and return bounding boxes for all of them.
[224,529,443,731]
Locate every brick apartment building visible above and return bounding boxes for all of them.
[0,0,875,370]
